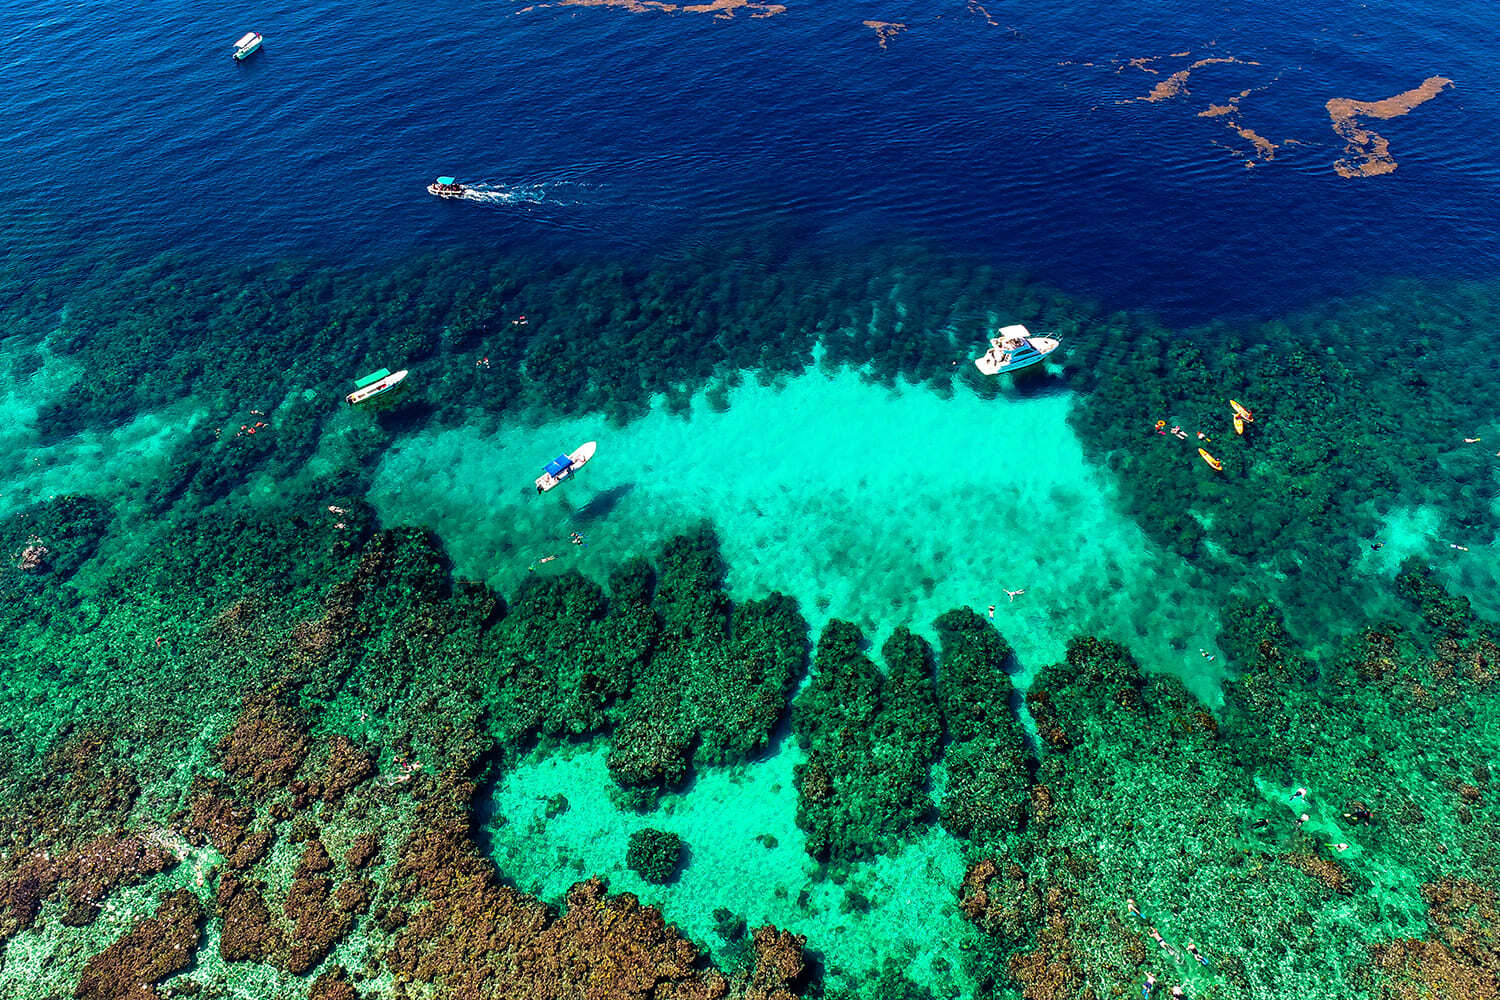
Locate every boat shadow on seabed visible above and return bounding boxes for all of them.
[960,362,1071,400]
[572,482,635,522]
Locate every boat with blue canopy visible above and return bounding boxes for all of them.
[427,176,467,198]
[973,324,1060,376]
[535,441,597,493]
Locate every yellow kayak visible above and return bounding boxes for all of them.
[1199,448,1223,471]
[1230,399,1254,422]
[1233,414,1245,435]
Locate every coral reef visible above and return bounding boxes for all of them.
[4,242,1500,1000]
[935,610,1032,851]
[626,828,686,884]
[792,621,941,860]
[608,526,808,797]
[74,889,203,1000]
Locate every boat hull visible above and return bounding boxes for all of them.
[974,336,1060,376]
[233,37,262,60]
[346,369,408,405]
[427,184,466,198]
[535,441,597,493]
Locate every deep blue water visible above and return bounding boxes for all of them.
[1,0,1497,323]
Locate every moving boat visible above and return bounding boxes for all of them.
[346,368,408,406]
[427,176,466,198]
[536,441,597,493]
[233,32,263,61]
[974,325,1061,376]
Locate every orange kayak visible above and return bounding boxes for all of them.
[1199,448,1223,471]
[1230,399,1254,422]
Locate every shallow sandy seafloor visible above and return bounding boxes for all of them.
[366,363,1230,701]
[484,740,976,996]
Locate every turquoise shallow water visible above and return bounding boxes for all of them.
[484,740,976,994]
[367,362,1230,700]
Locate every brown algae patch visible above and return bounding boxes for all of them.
[1141,57,1255,102]
[1198,86,1280,166]
[1108,51,1284,168]
[1326,76,1453,178]
[967,0,998,27]
[516,0,786,17]
[863,20,906,50]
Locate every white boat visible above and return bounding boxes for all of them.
[535,441,597,493]
[345,368,408,405]
[427,176,466,198]
[973,324,1060,376]
[233,32,263,61]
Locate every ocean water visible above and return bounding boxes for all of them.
[2,0,1499,998]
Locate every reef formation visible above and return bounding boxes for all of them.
[2,238,1497,999]
[2,463,1497,1000]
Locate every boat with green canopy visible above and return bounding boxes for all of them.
[233,32,263,61]
[345,368,408,406]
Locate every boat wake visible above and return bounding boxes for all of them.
[450,181,566,206]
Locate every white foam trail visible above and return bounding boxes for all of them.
[438,180,597,207]
[458,181,547,205]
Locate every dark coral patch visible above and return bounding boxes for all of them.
[75,889,203,1000]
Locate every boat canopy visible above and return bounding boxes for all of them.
[436,176,456,186]
[544,455,574,476]
[354,368,391,389]
[234,32,259,48]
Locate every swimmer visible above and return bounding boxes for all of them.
[1004,588,1026,602]
[1332,842,1350,853]
[1149,926,1178,958]
[1170,987,1185,999]
[1291,787,1308,802]
[1464,437,1480,443]
[1450,544,1470,552]
[1185,941,1207,966]
[987,604,996,619]
[1128,898,1143,920]
[1143,973,1157,999]
[1197,431,1210,442]
[1295,812,1309,830]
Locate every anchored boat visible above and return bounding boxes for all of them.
[346,368,408,406]
[233,32,263,61]
[535,441,597,493]
[427,176,466,198]
[974,325,1060,376]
